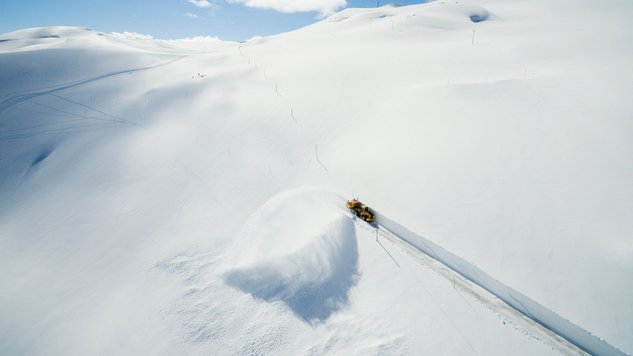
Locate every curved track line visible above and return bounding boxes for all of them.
[0,56,185,115]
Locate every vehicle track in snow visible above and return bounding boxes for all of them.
[0,56,186,116]
[351,212,627,356]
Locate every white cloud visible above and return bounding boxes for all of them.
[185,12,199,18]
[229,0,347,17]
[110,32,154,40]
[188,0,211,8]
[167,35,221,42]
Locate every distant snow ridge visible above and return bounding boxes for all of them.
[0,26,95,40]
[224,188,358,323]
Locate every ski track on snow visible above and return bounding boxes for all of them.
[0,56,185,116]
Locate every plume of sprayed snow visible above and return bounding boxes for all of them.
[222,188,359,323]
[225,216,358,323]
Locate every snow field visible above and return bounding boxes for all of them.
[1,0,632,354]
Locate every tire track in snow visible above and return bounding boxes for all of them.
[236,43,333,174]
[236,43,297,125]
[0,56,186,116]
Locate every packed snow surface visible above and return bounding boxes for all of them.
[1,0,633,355]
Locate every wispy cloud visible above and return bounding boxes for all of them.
[185,12,199,18]
[188,0,211,8]
[110,32,154,40]
[228,0,347,17]
[168,35,221,42]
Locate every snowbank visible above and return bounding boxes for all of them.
[377,212,626,356]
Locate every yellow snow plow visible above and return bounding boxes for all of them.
[346,199,376,223]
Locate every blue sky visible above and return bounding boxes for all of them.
[0,0,425,41]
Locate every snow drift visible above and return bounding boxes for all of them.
[224,188,358,323]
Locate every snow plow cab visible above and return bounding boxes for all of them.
[346,199,376,223]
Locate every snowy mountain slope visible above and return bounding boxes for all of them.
[1,0,632,354]
[232,1,633,350]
